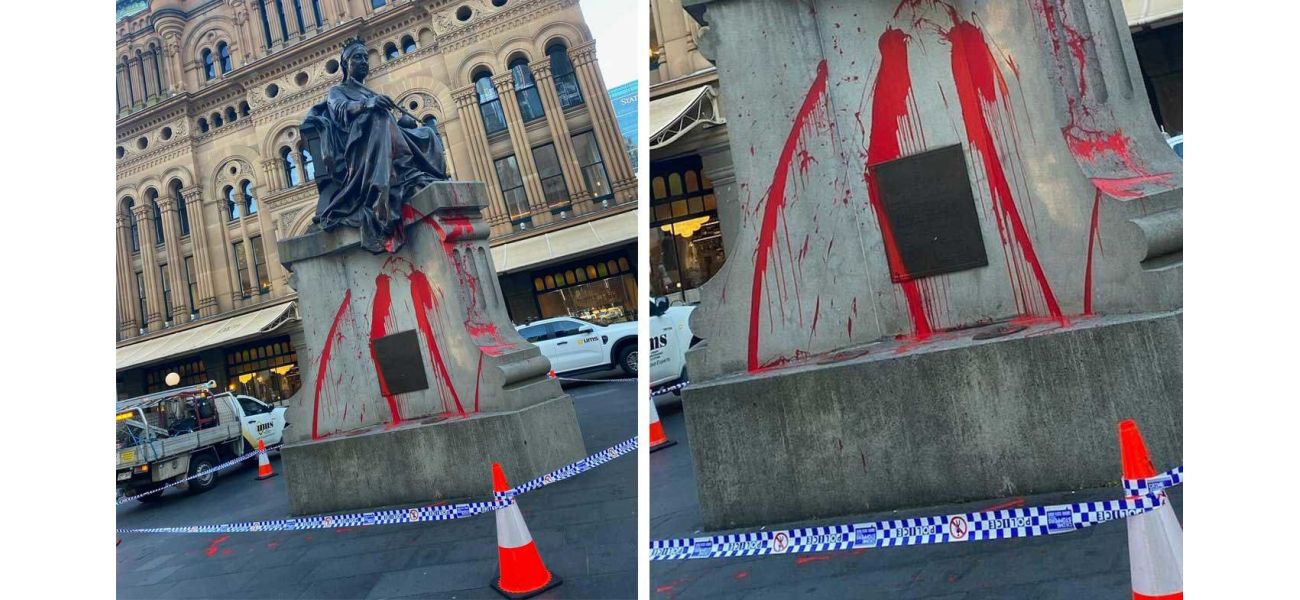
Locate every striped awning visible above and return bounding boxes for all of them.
[116,301,299,372]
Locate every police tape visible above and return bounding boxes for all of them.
[115,444,282,505]
[116,437,637,535]
[649,467,1183,561]
[651,380,690,397]
[1123,465,1182,498]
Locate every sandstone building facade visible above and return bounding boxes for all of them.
[115,0,637,399]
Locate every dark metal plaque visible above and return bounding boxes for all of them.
[371,330,429,395]
[874,144,988,282]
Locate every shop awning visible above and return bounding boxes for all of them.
[649,85,723,150]
[1122,0,1182,27]
[116,301,299,372]
[491,209,637,274]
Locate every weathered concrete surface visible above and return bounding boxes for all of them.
[277,181,584,514]
[282,395,584,516]
[682,0,1183,380]
[682,312,1182,529]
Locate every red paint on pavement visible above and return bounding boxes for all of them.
[983,497,1026,512]
[205,535,230,558]
[795,554,834,566]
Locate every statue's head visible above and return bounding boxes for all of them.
[340,37,369,82]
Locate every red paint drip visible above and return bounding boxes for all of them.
[409,269,466,416]
[1090,174,1174,200]
[312,290,352,440]
[205,535,230,558]
[864,27,933,338]
[747,60,830,372]
[796,554,834,566]
[369,274,403,426]
[947,19,1063,322]
[1083,189,1102,315]
[473,353,483,413]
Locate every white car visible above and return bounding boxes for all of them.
[517,317,639,376]
[649,297,697,391]
[1167,134,1183,158]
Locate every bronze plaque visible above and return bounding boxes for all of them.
[874,144,988,282]
[371,330,429,395]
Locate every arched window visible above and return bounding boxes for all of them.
[150,44,164,95]
[239,101,251,117]
[146,189,164,245]
[225,186,240,221]
[281,146,300,187]
[202,48,216,80]
[510,57,545,122]
[299,146,316,181]
[122,58,135,105]
[212,113,223,128]
[401,35,416,54]
[383,42,398,61]
[217,42,233,74]
[170,180,189,237]
[547,43,583,108]
[242,180,258,215]
[225,107,237,123]
[474,70,507,135]
[124,198,140,252]
[198,118,209,133]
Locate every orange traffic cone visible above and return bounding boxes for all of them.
[1119,419,1182,599]
[649,399,676,452]
[254,439,277,480]
[491,463,561,598]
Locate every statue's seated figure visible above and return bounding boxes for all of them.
[301,37,449,253]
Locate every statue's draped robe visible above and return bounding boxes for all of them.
[307,79,448,253]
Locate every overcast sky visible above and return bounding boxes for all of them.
[579,0,640,88]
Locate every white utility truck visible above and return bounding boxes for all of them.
[115,381,287,502]
[648,297,698,393]
[517,316,639,377]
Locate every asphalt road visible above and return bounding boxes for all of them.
[117,376,636,600]
[650,397,1183,599]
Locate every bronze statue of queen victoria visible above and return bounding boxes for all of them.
[301,37,449,253]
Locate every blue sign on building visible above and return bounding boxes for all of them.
[608,81,638,173]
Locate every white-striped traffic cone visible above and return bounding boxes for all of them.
[649,398,676,452]
[1119,419,1182,599]
[254,439,277,480]
[491,463,561,598]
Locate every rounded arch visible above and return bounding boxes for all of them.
[181,16,238,59]
[137,176,164,200]
[208,154,258,194]
[395,87,448,121]
[260,116,305,159]
[455,49,498,84]
[534,22,588,56]
[495,35,535,67]
[288,207,318,238]
[160,165,195,190]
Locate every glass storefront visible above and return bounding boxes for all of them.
[225,336,301,404]
[527,248,638,325]
[144,358,209,394]
[650,156,727,297]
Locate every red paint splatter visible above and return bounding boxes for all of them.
[863,27,934,338]
[312,290,352,440]
[946,18,1064,322]
[983,497,1026,512]
[266,541,280,550]
[409,269,466,416]
[734,570,749,580]
[205,535,230,558]
[796,554,834,566]
[369,274,403,426]
[1083,189,1102,315]
[747,60,831,372]
[473,353,483,413]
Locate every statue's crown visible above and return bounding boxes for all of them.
[341,36,366,54]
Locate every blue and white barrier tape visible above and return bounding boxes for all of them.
[117,437,636,535]
[116,444,281,505]
[651,466,1182,561]
[1123,465,1182,497]
[651,380,690,397]
[496,437,638,500]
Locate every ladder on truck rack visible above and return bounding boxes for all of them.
[116,380,217,413]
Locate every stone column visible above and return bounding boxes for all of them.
[116,215,140,338]
[141,51,160,102]
[262,159,284,192]
[182,186,221,317]
[290,150,305,186]
[131,55,151,106]
[162,33,184,93]
[132,204,163,330]
[127,58,144,109]
[491,73,546,213]
[570,42,636,199]
[116,65,130,114]
[452,85,506,224]
[232,1,255,61]
[157,196,190,321]
[529,58,588,203]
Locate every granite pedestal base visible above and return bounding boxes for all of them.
[682,312,1182,529]
[283,394,584,516]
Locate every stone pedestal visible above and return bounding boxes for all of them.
[679,0,1183,527]
[277,181,585,515]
